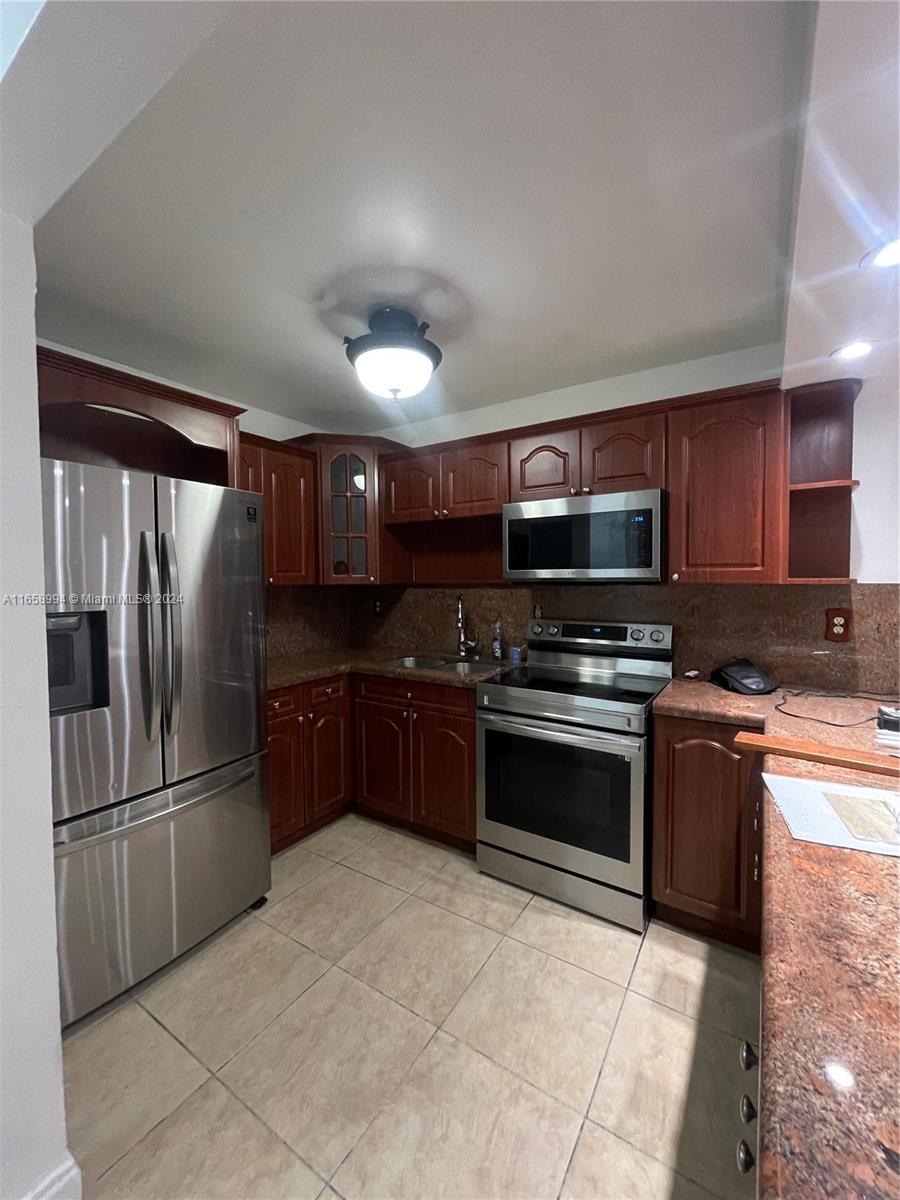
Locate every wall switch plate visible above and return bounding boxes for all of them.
[825,608,852,642]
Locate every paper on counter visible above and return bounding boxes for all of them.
[763,773,900,858]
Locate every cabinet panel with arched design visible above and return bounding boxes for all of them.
[580,413,665,495]
[319,444,378,583]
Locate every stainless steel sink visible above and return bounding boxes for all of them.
[440,661,489,676]
[388,656,449,670]
[386,655,488,674]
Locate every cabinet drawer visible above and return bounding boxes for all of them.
[356,674,474,714]
[267,686,301,718]
[356,674,417,706]
[306,674,349,706]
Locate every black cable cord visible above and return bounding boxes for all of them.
[773,688,896,728]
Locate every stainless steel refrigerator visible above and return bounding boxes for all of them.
[42,459,270,1026]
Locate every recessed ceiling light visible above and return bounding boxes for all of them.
[343,307,442,401]
[860,238,900,269]
[830,341,873,361]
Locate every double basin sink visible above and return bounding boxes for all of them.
[387,655,490,677]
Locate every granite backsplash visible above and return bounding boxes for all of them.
[268,583,899,697]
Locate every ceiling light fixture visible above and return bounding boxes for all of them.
[830,341,873,361]
[860,238,900,268]
[344,307,442,401]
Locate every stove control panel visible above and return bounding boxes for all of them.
[528,619,673,652]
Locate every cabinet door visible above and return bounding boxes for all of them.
[239,441,263,492]
[354,699,410,818]
[580,413,665,495]
[264,449,317,585]
[382,454,442,524]
[652,716,761,941]
[667,393,785,583]
[267,712,304,847]
[441,441,510,517]
[411,710,475,840]
[321,446,378,583]
[508,429,581,502]
[304,694,351,824]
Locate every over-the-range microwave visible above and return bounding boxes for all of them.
[502,488,664,582]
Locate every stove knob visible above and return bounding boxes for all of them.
[531,623,544,635]
[630,629,645,641]
[547,624,559,636]
[650,629,665,643]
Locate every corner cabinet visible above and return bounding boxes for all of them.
[666,389,786,583]
[239,436,317,585]
[318,444,379,583]
[652,715,762,950]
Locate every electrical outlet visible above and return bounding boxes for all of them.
[825,608,852,642]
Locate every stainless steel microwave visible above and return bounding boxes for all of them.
[502,489,663,582]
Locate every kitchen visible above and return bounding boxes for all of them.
[1,4,897,1200]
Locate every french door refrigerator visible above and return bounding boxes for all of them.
[42,459,269,1025]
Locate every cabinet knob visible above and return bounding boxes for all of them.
[308,711,314,721]
[273,701,281,710]
[368,576,375,583]
[402,710,408,718]
[325,687,333,696]
[581,486,591,494]
[736,1140,755,1174]
[433,509,440,518]
[739,1041,759,1071]
[406,691,412,700]
[671,572,679,582]
[296,714,304,723]
[441,509,449,517]
[740,1094,757,1124]
[569,487,578,496]
[412,711,418,720]
[268,577,274,584]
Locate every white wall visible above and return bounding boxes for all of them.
[374,343,784,446]
[36,339,321,442]
[851,364,900,583]
[0,213,80,1200]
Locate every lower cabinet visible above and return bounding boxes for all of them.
[652,715,762,950]
[266,675,351,851]
[354,678,476,841]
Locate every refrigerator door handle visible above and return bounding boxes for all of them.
[53,757,260,856]
[160,531,183,736]
[138,531,163,740]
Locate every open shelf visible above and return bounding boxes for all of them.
[789,478,859,492]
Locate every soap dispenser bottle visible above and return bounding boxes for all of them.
[491,620,503,661]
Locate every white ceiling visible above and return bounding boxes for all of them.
[34,1,813,433]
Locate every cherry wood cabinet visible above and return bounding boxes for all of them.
[581,412,665,495]
[411,709,476,840]
[667,390,786,584]
[354,677,476,839]
[266,676,351,851]
[318,443,379,583]
[652,715,762,950]
[441,441,510,517]
[382,453,442,523]
[238,441,263,493]
[239,436,317,585]
[508,429,581,502]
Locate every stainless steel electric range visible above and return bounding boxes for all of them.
[476,618,673,931]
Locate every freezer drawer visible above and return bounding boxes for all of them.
[54,754,270,1026]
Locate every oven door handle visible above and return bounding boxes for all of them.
[478,711,643,756]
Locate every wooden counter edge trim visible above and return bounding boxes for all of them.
[733,731,900,778]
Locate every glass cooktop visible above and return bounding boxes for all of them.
[487,664,666,709]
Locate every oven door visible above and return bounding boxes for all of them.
[477,711,645,895]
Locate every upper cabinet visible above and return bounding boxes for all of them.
[508,413,664,502]
[667,389,786,584]
[580,413,666,495]
[381,441,510,523]
[240,436,317,585]
[318,443,379,584]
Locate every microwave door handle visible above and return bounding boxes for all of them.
[139,531,163,740]
[160,532,183,736]
[479,712,643,756]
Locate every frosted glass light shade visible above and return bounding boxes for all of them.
[354,346,434,400]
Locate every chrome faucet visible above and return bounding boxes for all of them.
[456,593,477,658]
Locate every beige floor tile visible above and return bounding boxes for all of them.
[333,1031,581,1200]
[220,968,433,1178]
[63,1002,208,1181]
[416,855,531,931]
[267,843,333,905]
[339,896,500,1023]
[261,863,405,961]
[341,828,454,892]
[444,936,622,1111]
[299,814,381,861]
[589,991,755,1198]
[630,920,761,1041]
[561,1121,716,1200]
[92,1078,321,1200]
[509,895,642,985]
[139,919,328,1070]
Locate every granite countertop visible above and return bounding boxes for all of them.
[266,650,503,691]
[654,679,900,1200]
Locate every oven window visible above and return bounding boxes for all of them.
[484,728,632,862]
[507,508,653,572]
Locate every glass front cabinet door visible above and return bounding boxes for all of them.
[320,445,378,584]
